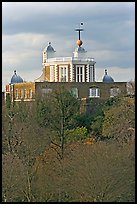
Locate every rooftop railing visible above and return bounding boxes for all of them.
[46,57,95,63]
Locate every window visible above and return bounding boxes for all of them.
[24,89,27,98]
[71,87,78,98]
[29,89,33,98]
[59,66,68,82]
[50,65,54,82]
[41,88,52,96]
[89,65,95,82]
[110,88,120,97]
[76,65,85,82]
[6,85,10,92]
[15,89,18,99]
[89,88,100,98]
[20,90,23,99]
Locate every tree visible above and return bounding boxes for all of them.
[102,96,135,143]
[69,141,135,202]
[33,140,135,202]
[36,87,80,159]
[2,100,49,202]
[74,113,93,132]
[126,80,135,96]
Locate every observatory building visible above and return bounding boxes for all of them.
[5,23,127,103]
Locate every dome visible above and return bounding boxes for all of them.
[74,46,86,53]
[102,69,114,83]
[10,70,23,84]
[73,46,87,58]
[45,42,55,52]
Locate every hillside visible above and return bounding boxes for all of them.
[2,94,135,202]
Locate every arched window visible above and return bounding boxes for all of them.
[89,87,100,98]
[15,89,18,99]
[29,89,33,98]
[71,87,79,98]
[41,88,52,96]
[21,90,23,99]
[110,87,120,97]
[24,89,27,98]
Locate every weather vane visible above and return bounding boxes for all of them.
[75,22,84,40]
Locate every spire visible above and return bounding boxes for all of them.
[75,22,84,40]
[105,69,107,75]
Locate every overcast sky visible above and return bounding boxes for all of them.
[2,2,135,91]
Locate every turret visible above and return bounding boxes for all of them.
[43,42,56,63]
[102,69,114,83]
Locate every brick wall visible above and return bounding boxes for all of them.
[35,81,127,99]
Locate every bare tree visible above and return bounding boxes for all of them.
[102,96,135,144]
[126,80,135,96]
[36,87,80,160]
[2,101,49,202]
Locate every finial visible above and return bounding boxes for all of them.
[77,40,83,47]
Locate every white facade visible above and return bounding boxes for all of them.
[36,41,96,83]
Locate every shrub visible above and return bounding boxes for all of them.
[91,115,104,138]
[65,127,88,143]
[74,113,93,132]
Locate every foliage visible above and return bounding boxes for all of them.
[102,96,135,142]
[90,97,121,139]
[29,141,135,202]
[68,141,135,202]
[89,98,105,118]
[91,115,104,138]
[5,94,11,109]
[65,127,88,143]
[36,88,80,159]
[2,93,135,202]
[2,140,135,202]
[2,153,28,202]
[89,96,135,143]
[2,100,49,202]
[36,88,80,129]
[73,113,93,132]
[103,96,120,108]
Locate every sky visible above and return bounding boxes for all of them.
[2,2,135,91]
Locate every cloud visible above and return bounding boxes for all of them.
[2,2,134,35]
[2,33,55,51]
[2,2,135,91]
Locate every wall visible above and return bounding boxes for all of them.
[13,82,35,101]
[35,82,127,99]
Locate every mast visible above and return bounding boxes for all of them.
[75,22,84,40]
